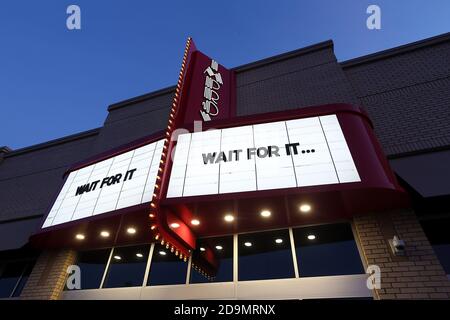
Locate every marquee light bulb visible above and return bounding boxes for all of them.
[244,242,252,247]
[200,247,206,252]
[136,253,144,258]
[275,238,283,244]
[307,234,316,240]
[215,245,223,250]
[170,223,180,229]
[260,210,271,218]
[127,227,136,235]
[191,219,200,226]
[159,251,167,256]
[113,255,121,260]
[100,231,110,238]
[224,214,234,222]
[75,234,85,240]
[299,203,312,213]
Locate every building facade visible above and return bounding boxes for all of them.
[1,33,450,300]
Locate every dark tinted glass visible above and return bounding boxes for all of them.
[11,261,35,297]
[147,243,188,286]
[65,249,110,290]
[103,245,149,288]
[294,223,364,277]
[0,261,27,298]
[421,218,450,274]
[190,236,233,283]
[238,229,295,281]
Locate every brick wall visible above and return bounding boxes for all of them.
[343,36,450,157]
[236,45,359,117]
[0,133,98,222]
[353,210,450,299]
[20,250,76,300]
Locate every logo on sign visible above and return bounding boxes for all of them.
[200,60,223,122]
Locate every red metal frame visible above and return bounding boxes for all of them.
[157,103,410,239]
[29,132,165,249]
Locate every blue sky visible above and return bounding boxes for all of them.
[0,0,449,149]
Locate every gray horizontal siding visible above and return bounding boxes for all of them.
[343,38,450,156]
[236,45,359,116]
[0,134,97,222]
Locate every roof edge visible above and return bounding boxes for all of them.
[233,40,334,72]
[4,127,101,158]
[107,40,334,111]
[0,146,12,154]
[341,32,450,68]
[108,85,176,112]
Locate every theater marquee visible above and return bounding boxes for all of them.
[167,114,360,198]
[31,38,409,277]
[42,139,164,228]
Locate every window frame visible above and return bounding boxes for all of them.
[236,228,297,281]
[100,243,152,289]
[71,221,365,290]
[292,221,366,277]
[188,235,234,284]
[0,258,35,298]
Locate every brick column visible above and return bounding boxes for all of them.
[20,250,77,300]
[353,210,450,299]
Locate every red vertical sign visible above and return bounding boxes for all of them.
[179,42,236,124]
[151,38,234,274]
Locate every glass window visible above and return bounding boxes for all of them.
[11,261,35,297]
[293,223,364,277]
[421,218,450,274]
[65,249,110,290]
[0,261,28,298]
[103,245,149,288]
[238,229,295,281]
[190,236,233,283]
[147,243,188,286]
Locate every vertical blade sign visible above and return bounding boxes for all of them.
[150,38,233,275]
[181,45,236,124]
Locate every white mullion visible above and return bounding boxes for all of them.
[142,243,155,287]
[99,247,114,289]
[186,255,193,284]
[10,262,28,298]
[289,228,300,278]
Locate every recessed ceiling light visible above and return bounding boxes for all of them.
[159,251,167,256]
[215,245,223,250]
[75,234,85,240]
[275,238,283,244]
[307,234,316,240]
[113,255,121,260]
[170,222,180,229]
[260,210,271,218]
[224,214,234,222]
[100,231,110,238]
[244,242,252,247]
[191,219,200,226]
[200,247,206,252]
[126,227,136,234]
[300,204,312,213]
[136,253,143,258]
